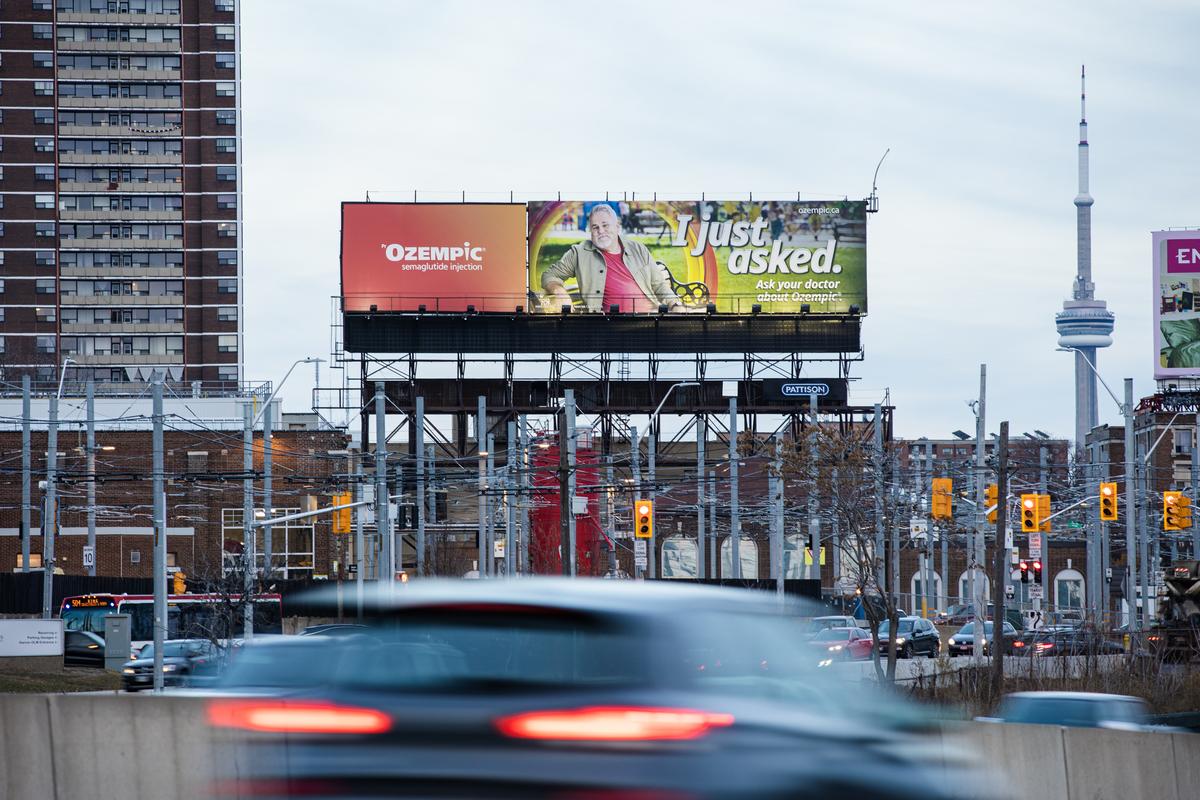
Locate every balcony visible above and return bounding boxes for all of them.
[59,153,182,165]
[63,238,181,250]
[59,125,181,138]
[57,40,181,53]
[60,209,183,222]
[56,12,180,25]
[58,69,180,81]
[59,181,182,193]
[59,97,181,109]
[68,353,184,366]
[60,265,183,278]
[61,322,183,335]
[61,294,183,306]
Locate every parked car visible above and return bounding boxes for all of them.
[1023,629,1125,657]
[936,603,1024,631]
[808,627,874,662]
[802,615,860,638]
[203,581,995,799]
[64,630,105,668]
[875,616,940,658]
[121,639,220,691]
[947,621,1019,656]
[982,691,1151,729]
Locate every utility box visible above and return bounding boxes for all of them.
[103,614,131,671]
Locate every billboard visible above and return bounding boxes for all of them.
[340,203,528,313]
[528,200,866,314]
[1154,229,1200,378]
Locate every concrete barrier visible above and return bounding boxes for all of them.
[0,694,1196,800]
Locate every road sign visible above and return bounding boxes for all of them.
[909,518,928,540]
[1029,584,1044,600]
[1028,532,1042,559]
[493,539,506,558]
[348,564,358,574]
[1067,521,1083,529]
[82,546,95,568]
[1005,584,1015,600]
[634,539,648,568]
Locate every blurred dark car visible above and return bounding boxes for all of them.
[946,621,1019,657]
[298,623,369,638]
[1023,628,1125,657]
[876,616,940,658]
[64,630,105,668]
[982,691,1151,729]
[808,626,873,662]
[121,639,220,691]
[204,581,996,799]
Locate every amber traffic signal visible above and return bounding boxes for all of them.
[1164,491,1192,531]
[635,499,654,539]
[1038,494,1051,532]
[1099,483,1117,521]
[1020,494,1038,533]
[931,478,954,520]
[332,492,353,534]
[985,484,999,524]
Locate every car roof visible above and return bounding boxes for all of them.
[297,578,813,619]
[1004,691,1143,702]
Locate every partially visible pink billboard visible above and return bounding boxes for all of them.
[1154,229,1200,378]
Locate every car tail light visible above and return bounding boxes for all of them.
[1012,641,1025,648]
[206,700,391,735]
[1034,642,1054,652]
[495,706,734,741]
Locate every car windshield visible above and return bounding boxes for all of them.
[998,697,1147,727]
[878,620,914,636]
[812,629,851,642]
[957,622,994,636]
[138,641,207,659]
[803,618,845,634]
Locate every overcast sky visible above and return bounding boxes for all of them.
[240,1,1199,440]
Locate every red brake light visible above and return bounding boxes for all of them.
[206,700,391,735]
[496,706,734,741]
[1012,641,1025,648]
[1034,642,1054,651]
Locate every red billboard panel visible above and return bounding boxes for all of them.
[340,203,527,313]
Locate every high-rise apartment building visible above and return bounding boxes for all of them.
[0,0,241,389]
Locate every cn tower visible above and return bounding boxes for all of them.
[1056,66,1114,451]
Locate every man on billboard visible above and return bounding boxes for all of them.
[540,204,682,313]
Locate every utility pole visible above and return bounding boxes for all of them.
[486,434,496,577]
[566,390,577,577]
[241,400,254,639]
[416,397,425,577]
[708,469,718,575]
[697,416,706,579]
[730,396,741,578]
[809,394,820,584]
[558,405,572,576]
[991,422,1009,698]
[518,417,530,575]
[873,403,884,590]
[152,375,166,691]
[262,400,273,577]
[86,379,96,577]
[1039,444,1049,618]
[42,394,58,620]
[604,454,616,575]
[506,420,516,576]
[1137,426,1150,630]
[924,441,935,616]
[478,395,488,578]
[427,443,437,572]
[376,384,392,588]
[354,459,364,617]
[21,375,31,574]
[773,436,784,597]
[1193,427,1200,561]
[1123,379,1137,630]
[631,425,641,578]
[648,433,656,579]
[972,365,987,664]
[890,454,900,604]
[831,466,841,592]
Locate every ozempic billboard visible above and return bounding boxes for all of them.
[1155,229,1200,378]
[528,200,866,314]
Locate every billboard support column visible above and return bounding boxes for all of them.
[519,418,530,575]
[566,390,577,578]
[487,434,496,577]
[376,384,393,588]
[477,396,487,579]
[697,416,706,580]
[506,420,516,578]
[416,396,425,577]
[730,397,741,579]
[631,425,640,579]
[648,434,656,580]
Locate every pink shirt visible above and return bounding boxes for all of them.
[600,248,654,312]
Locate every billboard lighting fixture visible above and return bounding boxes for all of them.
[515,305,524,314]
[608,304,619,315]
[800,304,810,314]
[417,304,427,313]
[369,304,378,313]
[752,304,762,314]
[561,304,572,315]
[706,303,717,314]
[849,304,860,315]
[658,303,668,314]
[466,304,476,314]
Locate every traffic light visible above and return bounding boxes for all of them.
[332,492,353,534]
[1019,560,1030,583]
[635,499,654,539]
[985,484,998,524]
[931,478,953,520]
[1038,494,1051,532]
[1164,491,1192,531]
[1020,494,1038,533]
[172,571,187,594]
[1099,483,1117,521]
[1031,560,1043,583]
